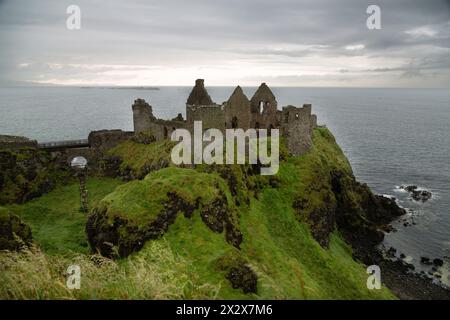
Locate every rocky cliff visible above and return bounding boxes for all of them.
[84,127,405,298]
[4,127,447,299]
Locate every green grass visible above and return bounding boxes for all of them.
[107,139,175,178]
[7,177,123,255]
[0,241,219,299]
[97,168,233,227]
[1,128,397,299]
[150,171,395,299]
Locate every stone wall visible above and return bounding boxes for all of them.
[186,104,226,132]
[44,129,134,171]
[311,114,318,130]
[281,104,313,156]
[148,119,186,141]
[131,98,186,140]
[88,129,134,157]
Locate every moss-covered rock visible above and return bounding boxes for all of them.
[86,168,241,258]
[197,164,252,207]
[0,147,64,205]
[102,139,175,180]
[215,252,258,294]
[0,207,32,250]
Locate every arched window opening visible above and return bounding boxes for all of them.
[259,101,264,114]
[163,127,168,139]
[231,116,238,129]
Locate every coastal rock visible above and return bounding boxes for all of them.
[420,257,432,265]
[402,185,417,193]
[387,247,397,258]
[411,190,432,202]
[433,258,444,267]
[401,185,432,202]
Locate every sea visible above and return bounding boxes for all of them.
[1,85,449,285]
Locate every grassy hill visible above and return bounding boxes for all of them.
[0,128,396,299]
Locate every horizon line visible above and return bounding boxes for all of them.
[2,82,449,90]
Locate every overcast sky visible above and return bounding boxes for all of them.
[0,0,449,87]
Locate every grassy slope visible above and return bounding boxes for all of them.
[1,128,396,299]
[152,129,394,299]
[6,178,123,255]
[107,139,175,178]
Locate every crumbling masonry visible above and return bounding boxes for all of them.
[132,79,318,156]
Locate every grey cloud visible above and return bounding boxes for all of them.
[0,0,449,87]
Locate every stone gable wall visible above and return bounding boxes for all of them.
[224,87,251,130]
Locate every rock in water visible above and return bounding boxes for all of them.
[433,258,444,267]
[402,185,418,193]
[401,185,432,202]
[411,190,432,202]
[420,257,432,265]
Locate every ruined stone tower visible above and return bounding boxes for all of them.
[281,104,313,156]
[132,99,155,133]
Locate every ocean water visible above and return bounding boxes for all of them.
[1,85,450,284]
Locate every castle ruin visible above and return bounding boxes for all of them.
[132,79,317,156]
